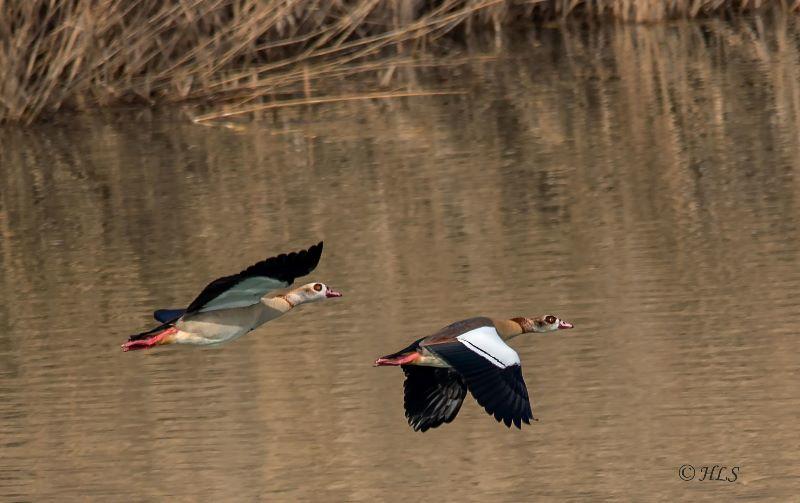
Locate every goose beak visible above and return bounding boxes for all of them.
[558,320,574,329]
[325,288,343,298]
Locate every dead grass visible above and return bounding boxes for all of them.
[1,0,797,124]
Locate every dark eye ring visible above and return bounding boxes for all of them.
[313,283,323,292]
[545,315,556,324]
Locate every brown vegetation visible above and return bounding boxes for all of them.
[0,0,797,124]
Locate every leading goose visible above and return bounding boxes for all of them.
[375,315,573,431]
[122,242,341,351]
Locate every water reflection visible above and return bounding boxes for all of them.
[1,15,800,501]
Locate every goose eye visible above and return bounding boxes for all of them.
[313,283,323,292]
[545,315,556,324]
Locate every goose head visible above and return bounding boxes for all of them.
[296,282,343,303]
[516,314,573,333]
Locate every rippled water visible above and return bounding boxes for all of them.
[2,17,800,501]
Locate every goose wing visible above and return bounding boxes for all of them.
[185,242,323,314]
[423,326,534,428]
[401,366,467,432]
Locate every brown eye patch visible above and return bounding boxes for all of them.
[545,315,556,324]
[313,283,322,292]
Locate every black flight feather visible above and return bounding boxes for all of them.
[402,366,467,432]
[184,241,323,314]
[426,341,533,429]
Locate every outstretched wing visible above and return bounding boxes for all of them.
[424,327,534,428]
[402,366,467,432]
[185,241,323,314]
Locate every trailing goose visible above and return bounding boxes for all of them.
[375,315,573,431]
[122,242,341,351]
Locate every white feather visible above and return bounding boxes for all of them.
[456,326,520,368]
[198,276,288,312]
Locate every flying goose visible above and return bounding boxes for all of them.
[375,315,573,431]
[122,242,341,351]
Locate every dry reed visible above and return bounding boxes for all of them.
[1,0,797,125]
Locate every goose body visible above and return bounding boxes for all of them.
[375,315,573,431]
[165,295,289,346]
[122,242,341,351]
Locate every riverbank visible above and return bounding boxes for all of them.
[1,0,797,125]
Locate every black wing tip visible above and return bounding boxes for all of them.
[244,240,324,282]
[282,241,323,278]
[408,419,440,433]
[495,414,530,429]
[410,421,428,432]
[407,409,455,432]
[487,400,533,429]
[306,241,323,253]
[306,240,323,268]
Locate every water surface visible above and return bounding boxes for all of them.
[1,17,800,501]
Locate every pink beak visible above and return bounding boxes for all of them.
[558,320,574,329]
[325,288,343,298]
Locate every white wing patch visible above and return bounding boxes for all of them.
[198,277,288,312]
[456,326,521,369]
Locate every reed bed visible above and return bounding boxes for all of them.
[1,0,797,124]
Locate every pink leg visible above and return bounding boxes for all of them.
[121,328,177,352]
[374,352,420,366]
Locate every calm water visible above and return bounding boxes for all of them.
[2,18,800,502]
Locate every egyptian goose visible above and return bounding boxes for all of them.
[375,315,573,431]
[122,242,341,351]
